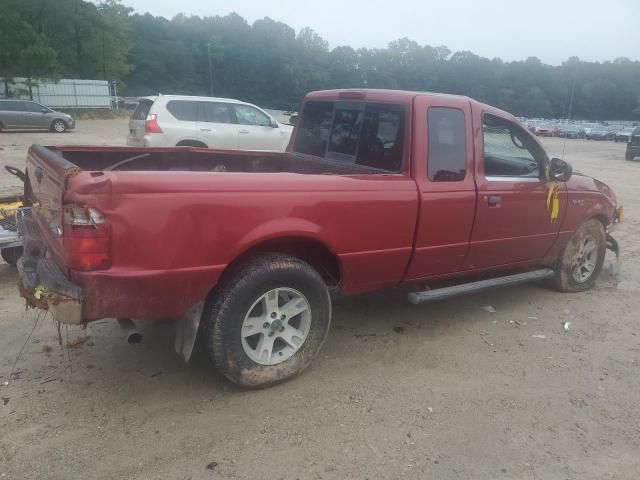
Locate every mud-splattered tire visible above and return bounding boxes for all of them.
[1,246,23,266]
[552,219,606,292]
[203,254,331,388]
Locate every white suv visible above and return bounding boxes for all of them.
[127,95,293,151]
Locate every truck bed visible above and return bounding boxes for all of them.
[46,145,387,176]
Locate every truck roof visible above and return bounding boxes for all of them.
[305,89,517,123]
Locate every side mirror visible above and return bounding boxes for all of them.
[550,157,572,182]
[271,119,279,128]
[289,114,299,127]
[41,108,49,113]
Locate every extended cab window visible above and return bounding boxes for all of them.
[427,107,466,181]
[483,114,545,178]
[293,101,404,172]
[166,100,198,121]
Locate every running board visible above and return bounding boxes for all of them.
[407,268,555,305]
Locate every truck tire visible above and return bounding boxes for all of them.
[1,246,23,266]
[626,151,634,161]
[552,219,606,292]
[203,254,331,388]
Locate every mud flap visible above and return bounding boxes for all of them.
[606,234,621,276]
[174,301,205,363]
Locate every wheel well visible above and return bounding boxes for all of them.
[176,140,207,148]
[51,118,67,128]
[221,237,341,287]
[591,214,610,231]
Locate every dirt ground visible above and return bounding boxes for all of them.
[1,121,639,479]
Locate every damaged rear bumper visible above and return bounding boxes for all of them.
[16,208,84,324]
[18,256,84,324]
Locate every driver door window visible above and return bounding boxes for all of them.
[483,115,542,179]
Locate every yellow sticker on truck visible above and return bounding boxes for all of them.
[546,182,560,222]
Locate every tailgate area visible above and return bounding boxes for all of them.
[17,208,83,324]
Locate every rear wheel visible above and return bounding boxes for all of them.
[552,219,606,292]
[203,254,331,388]
[1,246,23,266]
[626,151,634,161]
[51,119,67,133]
[176,140,207,148]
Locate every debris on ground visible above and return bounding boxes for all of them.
[528,316,538,320]
[354,333,377,338]
[41,345,52,353]
[206,462,219,471]
[392,326,405,334]
[66,336,90,349]
[532,334,547,339]
[563,321,571,333]
[481,305,496,313]
[2,397,9,405]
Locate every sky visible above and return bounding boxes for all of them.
[120,0,640,65]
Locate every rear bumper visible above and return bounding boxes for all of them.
[16,209,83,324]
[18,256,83,324]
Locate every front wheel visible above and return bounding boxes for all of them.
[626,152,634,161]
[51,120,67,133]
[552,219,606,292]
[203,254,331,388]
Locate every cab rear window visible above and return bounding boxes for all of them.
[293,101,405,172]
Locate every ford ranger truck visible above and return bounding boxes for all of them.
[16,89,622,388]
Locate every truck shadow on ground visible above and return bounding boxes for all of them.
[10,282,557,394]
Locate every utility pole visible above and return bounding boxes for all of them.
[207,42,214,96]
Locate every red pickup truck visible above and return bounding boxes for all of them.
[17,89,622,387]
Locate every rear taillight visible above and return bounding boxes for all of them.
[145,114,163,133]
[63,204,111,271]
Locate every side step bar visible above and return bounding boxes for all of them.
[408,268,555,305]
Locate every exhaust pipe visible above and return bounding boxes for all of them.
[117,318,142,344]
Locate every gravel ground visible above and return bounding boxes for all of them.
[1,121,639,479]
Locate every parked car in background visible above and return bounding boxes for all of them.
[615,127,636,143]
[127,95,293,151]
[534,124,558,137]
[0,99,75,133]
[626,127,640,160]
[558,124,585,139]
[586,126,611,140]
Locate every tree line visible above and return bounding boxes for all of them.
[1,0,639,120]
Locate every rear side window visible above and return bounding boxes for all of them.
[132,99,153,120]
[166,100,198,121]
[0,101,23,111]
[427,107,467,181]
[199,102,232,124]
[293,100,405,172]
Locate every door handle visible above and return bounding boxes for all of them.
[239,130,250,134]
[486,195,502,206]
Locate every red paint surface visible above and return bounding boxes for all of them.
[25,90,618,322]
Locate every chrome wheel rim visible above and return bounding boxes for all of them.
[571,235,598,283]
[241,287,311,366]
[54,121,65,132]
